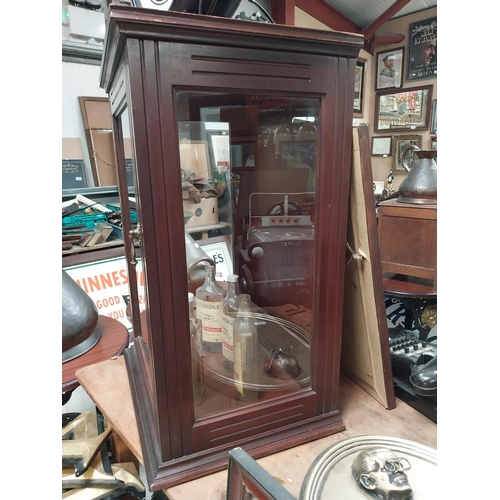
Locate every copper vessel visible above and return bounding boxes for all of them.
[398,146,437,205]
[62,269,101,363]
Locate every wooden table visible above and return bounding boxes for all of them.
[63,315,130,393]
[76,356,437,499]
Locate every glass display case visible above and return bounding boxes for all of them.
[100,4,363,491]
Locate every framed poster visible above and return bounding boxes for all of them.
[371,136,392,156]
[374,85,432,132]
[198,235,233,281]
[407,16,437,81]
[391,134,423,174]
[353,59,366,116]
[375,47,404,90]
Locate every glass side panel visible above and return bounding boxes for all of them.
[116,106,146,340]
[176,92,319,419]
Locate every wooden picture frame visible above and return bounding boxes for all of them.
[430,99,437,134]
[78,96,115,186]
[371,136,392,157]
[407,16,437,81]
[392,134,423,174]
[374,85,432,132]
[375,47,404,90]
[226,447,296,500]
[353,58,366,116]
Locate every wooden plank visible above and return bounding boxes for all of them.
[341,125,395,410]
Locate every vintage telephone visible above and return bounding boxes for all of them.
[389,328,437,398]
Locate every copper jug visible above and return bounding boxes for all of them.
[398,146,437,205]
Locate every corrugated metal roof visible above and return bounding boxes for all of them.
[322,0,437,29]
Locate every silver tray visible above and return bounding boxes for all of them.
[300,435,437,500]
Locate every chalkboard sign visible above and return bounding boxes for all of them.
[62,159,86,189]
[125,158,134,187]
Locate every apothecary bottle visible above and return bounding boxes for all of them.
[188,293,204,406]
[221,274,241,368]
[233,294,259,402]
[195,265,226,353]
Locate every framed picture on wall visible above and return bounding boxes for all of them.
[407,16,437,81]
[353,58,366,116]
[375,47,404,90]
[371,136,392,156]
[374,85,432,132]
[392,134,423,174]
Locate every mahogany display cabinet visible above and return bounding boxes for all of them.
[100,4,364,491]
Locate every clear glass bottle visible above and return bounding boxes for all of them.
[221,274,241,369]
[195,265,226,353]
[232,294,259,402]
[188,292,204,406]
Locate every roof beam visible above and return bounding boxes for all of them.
[270,0,295,26]
[362,0,411,39]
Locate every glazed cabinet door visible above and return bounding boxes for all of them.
[108,64,146,343]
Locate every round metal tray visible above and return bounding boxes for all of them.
[300,435,437,500]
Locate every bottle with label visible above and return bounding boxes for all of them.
[195,265,226,353]
[188,292,203,406]
[221,274,241,370]
[233,294,259,403]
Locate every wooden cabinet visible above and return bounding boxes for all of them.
[100,4,363,491]
[377,200,437,293]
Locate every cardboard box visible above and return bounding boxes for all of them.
[184,197,218,228]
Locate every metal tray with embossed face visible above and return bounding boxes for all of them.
[300,435,437,500]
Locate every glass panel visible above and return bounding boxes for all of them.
[176,93,319,419]
[115,106,146,340]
